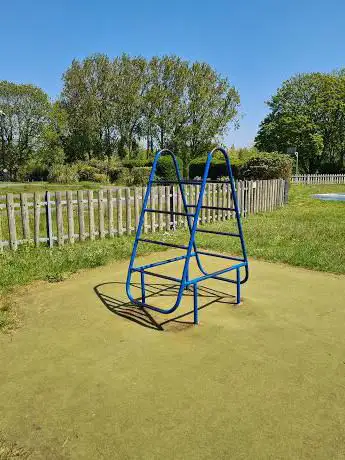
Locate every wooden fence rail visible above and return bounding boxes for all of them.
[0,179,287,252]
[292,174,345,185]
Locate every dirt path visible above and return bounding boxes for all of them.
[1,251,345,459]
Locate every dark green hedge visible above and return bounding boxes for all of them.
[240,154,292,180]
[189,153,292,180]
[189,158,243,179]
[155,156,183,181]
[122,156,183,181]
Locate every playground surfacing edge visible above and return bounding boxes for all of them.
[1,250,345,459]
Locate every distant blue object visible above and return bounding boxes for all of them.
[313,193,345,201]
[126,147,249,325]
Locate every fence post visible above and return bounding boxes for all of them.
[34,192,41,247]
[117,188,123,236]
[21,193,30,242]
[66,191,75,244]
[134,187,140,231]
[55,191,64,246]
[45,191,53,248]
[107,189,114,238]
[126,187,131,235]
[77,190,85,241]
[6,193,17,250]
[98,190,105,239]
[88,190,95,241]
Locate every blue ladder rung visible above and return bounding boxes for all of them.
[144,209,195,217]
[131,268,181,283]
[196,229,241,237]
[196,250,245,262]
[138,238,188,250]
[186,261,246,285]
[187,205,236,212]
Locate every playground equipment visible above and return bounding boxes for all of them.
[126,147,249,324]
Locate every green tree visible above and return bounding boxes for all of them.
[61,54,116,161]
[145,56,189,152]
[39,101,68,167]
[177,62,240,177]
[255,72,345,173]
[0,81,50,178]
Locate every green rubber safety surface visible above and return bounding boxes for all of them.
[1,250,345,459]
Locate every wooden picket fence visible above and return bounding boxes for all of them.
[0,179,287,252]
[292,174,345,185]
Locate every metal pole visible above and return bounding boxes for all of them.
[0,110,5,173]
[193,283,199,324]
[295,152,299,175]
[236,268,241,304]
[140,269,145,303]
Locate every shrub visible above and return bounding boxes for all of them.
[17,163,49,182]
[113,167,132,185]
[93,173,109,183]
[155,156,183,181]
[189,152,292,180]
[240,154,292,180]
[189,157,243,179]
[77,164,100,182]
[48,164,79,183]
[108,167,123,183]
[131,167,151,186]
[122,159,151,169]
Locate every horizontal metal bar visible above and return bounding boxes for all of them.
[210,275,237,284]
[196,229,240,237]
[187,205,235,211]
[133,253,196,271]
[187,262,246,285]
[131,268,181,283]
[151,180,231,185]
[196,250,245,262]
[144,209,195,217]
[138,238,188,250]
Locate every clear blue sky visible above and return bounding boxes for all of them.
[1,0,344,146]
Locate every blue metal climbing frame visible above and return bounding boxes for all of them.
[126,146,249,325]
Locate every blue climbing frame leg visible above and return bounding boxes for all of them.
[126,147,249,325]
[140,269,145,303]
[236,267,241,304]
[193,283,198,325]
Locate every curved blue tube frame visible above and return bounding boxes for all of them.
[126,147,249,321]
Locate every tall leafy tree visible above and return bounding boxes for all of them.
[61,54,116,161]
[255,72,345,173]
[112,55,148,158]
[0,81,50,178]
[177,62,240,176]
[145,56,189,151]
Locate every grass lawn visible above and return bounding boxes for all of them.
[0,181,108,195]
[1,184,344,331]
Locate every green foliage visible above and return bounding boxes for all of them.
[17,162,49,181]
[155,156,183,180]
[61,54,239,167]
[188,151,291,180]
[76,164,100,181]
[0,81,51,179]
[125,167,151,186]
[174,62,240,176]
[240,154,292,180]
[48,164,79,183]
[255,71,345,173]
[93,173,109,183]
[189,157,243,179]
